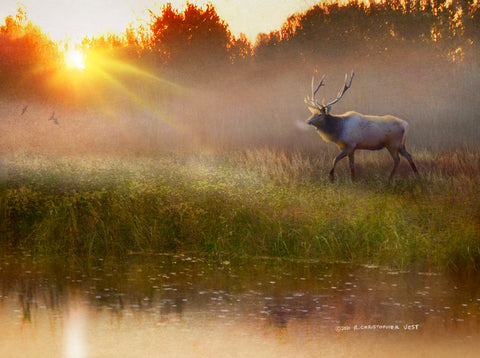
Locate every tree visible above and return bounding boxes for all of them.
[229,33,253,63]
[0,6,59,94]
[148,3,234,70]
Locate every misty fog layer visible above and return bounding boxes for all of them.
[2,59,478,157]
[1,1,479,157]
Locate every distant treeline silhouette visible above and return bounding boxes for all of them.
[0,6,60,95]
[1,1,479,94]
[256,0,480,63]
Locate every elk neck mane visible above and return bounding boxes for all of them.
[313,112,344,142]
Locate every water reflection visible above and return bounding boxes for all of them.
[1,254,480,357]
[64,302,87,358]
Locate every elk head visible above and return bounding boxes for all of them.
[304,71,354,126]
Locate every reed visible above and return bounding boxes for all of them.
[0,149,478,273]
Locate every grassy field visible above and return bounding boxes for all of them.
[1,149,478,273]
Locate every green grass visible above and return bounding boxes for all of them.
[0,149,479,274]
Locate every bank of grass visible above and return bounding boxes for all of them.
[0,149,479,274]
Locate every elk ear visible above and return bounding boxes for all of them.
[307,106,319,114]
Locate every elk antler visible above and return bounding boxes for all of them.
[304,74,326,109]
[324,71,354,108]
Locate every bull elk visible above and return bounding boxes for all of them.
[305,71,418,181]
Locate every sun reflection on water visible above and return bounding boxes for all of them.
[64,304,87,358]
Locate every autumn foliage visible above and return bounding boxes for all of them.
[255,0,480,64]
[1,1,480,96]
[148,3,232,67]
[0,6,60,95]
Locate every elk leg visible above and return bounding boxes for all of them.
[399,146,419,175]
[387,148,400,181]
[330,148,350,182]
[348,152,355,180]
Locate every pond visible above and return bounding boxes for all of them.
[1,253,479,358]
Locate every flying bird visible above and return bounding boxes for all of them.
[48,111,59,125]
[21,105,28,115]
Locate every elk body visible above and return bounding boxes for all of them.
[305,72,418,181]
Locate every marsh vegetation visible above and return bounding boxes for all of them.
[0,148,478,273]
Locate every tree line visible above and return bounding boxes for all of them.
[1,1,479,94]
[0,6,60,95]
[255,0,479,64]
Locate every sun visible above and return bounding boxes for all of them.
[65,49,86,70]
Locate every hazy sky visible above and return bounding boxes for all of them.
[0,0,318,42]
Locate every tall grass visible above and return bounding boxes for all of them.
[0,149,478,273]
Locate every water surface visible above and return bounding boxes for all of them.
[1,254,479,357]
